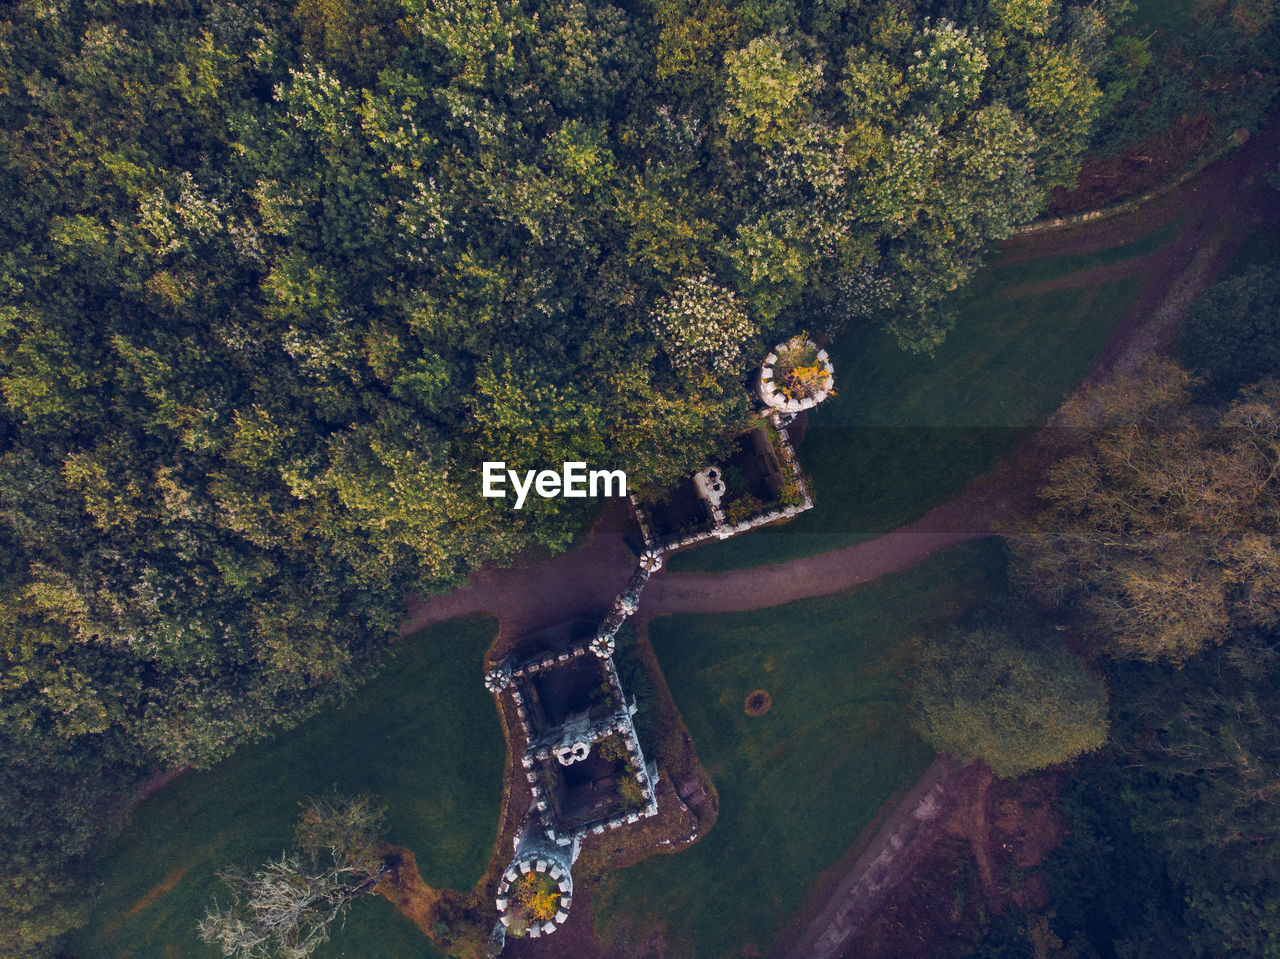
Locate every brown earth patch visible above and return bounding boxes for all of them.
[116,864,188,925]
[818,765,1066,959]
[377,847,495,959]
[375,845,441,930]
[744,690,772,716]
[1046,114,1217,216]
[837,832,985,959]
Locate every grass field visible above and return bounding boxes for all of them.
[669,216,1178,573]
[594,539,1008,959]
[68,615,502,959]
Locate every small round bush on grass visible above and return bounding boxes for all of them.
[910,622,1109,778]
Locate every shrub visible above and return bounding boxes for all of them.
[510,871,559,923]
[1182,261,1280,393]
[597,734,630,763]
[726,494,765,524]
[619,776,647,811]
[772,334,829,401]
[650,274,757,375]
[910,618,1109,778]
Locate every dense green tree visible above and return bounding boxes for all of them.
[992,339,1280,956]
[910,610,1109,777]
[984,647,1280,959]
[1117,650,1280,874]
[0,725,135,958]
[967,653,1280,956]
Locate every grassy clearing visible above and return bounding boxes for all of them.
[999,216,1179,286]
[595,539,1008,959]
[671,217,1175,573]
[69,615,502,959]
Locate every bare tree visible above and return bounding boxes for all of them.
[1007,362,1280,663]
[199,792,389,958]
[295,790,387,878]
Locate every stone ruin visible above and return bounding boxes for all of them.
[628,338,831,558]
[631,416,814,555]
[485,552,664,946]
[494,824,575,939]
[486,340,832,949]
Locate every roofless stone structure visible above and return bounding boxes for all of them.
[485,551,663,948]
[758,335,835,413]
[487,339,833,950]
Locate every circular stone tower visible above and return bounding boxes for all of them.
[757,335,835,413]
[495,827,575,940]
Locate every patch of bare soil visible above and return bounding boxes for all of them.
[810,766,1066,959]
[744,690,772,715]
[400,499,642,649]
[375,845,441,929]
[841,833,985,959]
[1046,115,1217,216]
[775,757,974,959]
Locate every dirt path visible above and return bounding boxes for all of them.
[775,757,972,959]
[398,497,640,648]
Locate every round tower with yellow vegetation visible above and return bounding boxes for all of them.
[495,823,576,940]
[758,334,835,413]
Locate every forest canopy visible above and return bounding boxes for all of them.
[0,0,1129,952]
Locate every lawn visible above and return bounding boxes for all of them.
[68,614,502,959]
[594,539,1008,959]
[669,215,1177,573]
